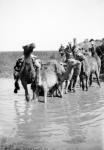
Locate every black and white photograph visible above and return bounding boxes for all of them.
[0,0,104,149]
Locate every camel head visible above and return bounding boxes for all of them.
[22,43,35,57]
[67,58,80,67]
[59,62,67,70]
[59,44,65,56]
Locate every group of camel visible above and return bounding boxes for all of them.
[13,39,101,103]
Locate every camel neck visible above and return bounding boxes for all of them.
[24,55,33,64]
[24,54,31,59]
[61,64,74,82]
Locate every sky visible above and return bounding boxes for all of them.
[0,0,104,51]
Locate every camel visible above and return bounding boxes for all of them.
[58,44,82,93]
[33,59,81,103]
[89,51,101,86]
[82,41,101,87]
[80,56,100,91]
[58,39,101,92]
[13,43,41,101]
[90,48,101,74]
[33,59,66,102]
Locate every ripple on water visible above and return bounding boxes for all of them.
[0,78,104,149]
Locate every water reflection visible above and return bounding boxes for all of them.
[0,79,104,149]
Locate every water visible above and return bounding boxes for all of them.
[0,78,104,150]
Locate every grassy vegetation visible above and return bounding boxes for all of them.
[0,137,46,150]
[0,51,59,78]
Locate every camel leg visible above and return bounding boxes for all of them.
[56,87,61,97]
[79,74,82,87]
[85,75,89,91]
[59,82,65,98]
[95,71,100,87]
[68,79,73,91]
[32,90,35,100]
[49,85,57,97]
[32,88,36,101]
[14,79,20,93]
[44,87,47,103]
[80,75,85,91]
[56,83,63,97]
[53,84,60,97]
[65,80,70,94]
[42,83,48,103]
[68,69,74,92]
[54,85,59,97]
[33,86,39,101]
[31,82,38,101]
[72,75,78,92]
[89,73,92,86]
[52,83,63,98]
[21,80,30,101]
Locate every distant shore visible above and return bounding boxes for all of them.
[0,51,104,81]
[0,51,59,78]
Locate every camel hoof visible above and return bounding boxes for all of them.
[26,95,30,101]
[17,86,20,90]
[99,85,101,88]
[60,95,63,98]
[32,98,38,102]
[82,87,84,91]
[68,88,72,92]
[65,91,68,94]
[72,89,76,93]
[31,98,34,101]
[14,89,18,93]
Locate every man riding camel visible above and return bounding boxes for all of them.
[14,43,41,93]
